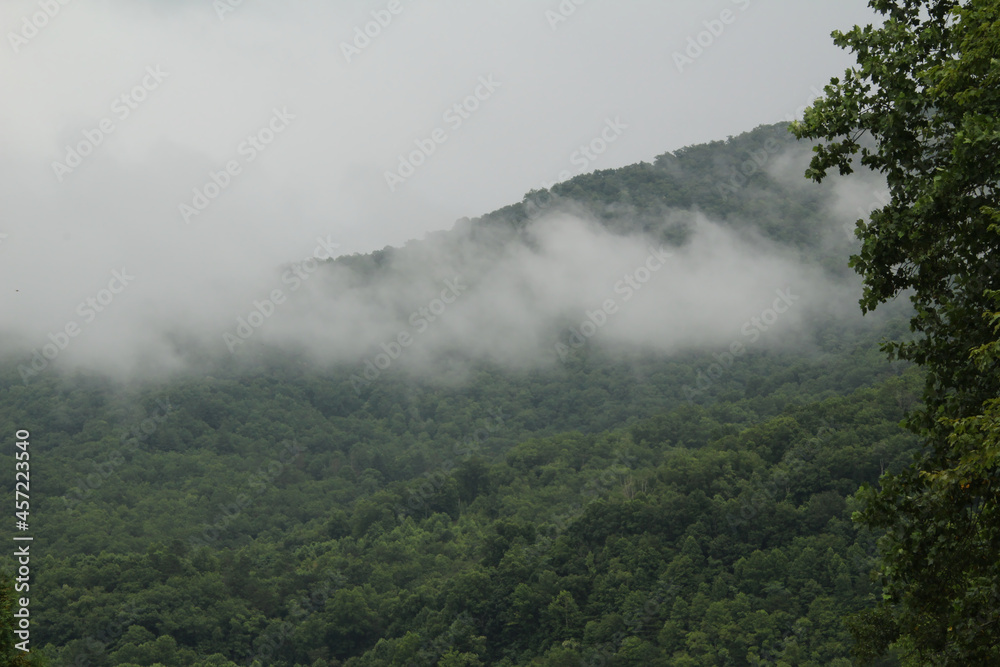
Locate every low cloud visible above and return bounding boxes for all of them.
[1,199,864,383]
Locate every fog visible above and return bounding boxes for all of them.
[0,0,887,382]
[4,197,875,383]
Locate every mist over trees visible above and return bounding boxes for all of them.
[1,121,918,666]
[3,1,998,664]
[794,0,1000,661]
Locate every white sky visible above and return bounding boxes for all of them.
[0,0,881,375]
[1,0,877,256]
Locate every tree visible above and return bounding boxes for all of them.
[0,574,41,666]
[792,0,1000,662]
[543,591,583,638]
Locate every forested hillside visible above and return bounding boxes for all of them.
[1,123,919,665]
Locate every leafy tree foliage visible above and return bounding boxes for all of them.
[0,573,46,666]
[0,121,922,665]
[792,0,1000,661]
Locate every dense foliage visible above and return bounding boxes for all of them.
[1,351,917,666]
[0,122,923,665]
[792,0,1000,661]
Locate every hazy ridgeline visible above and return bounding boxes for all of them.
[0,124,915,667]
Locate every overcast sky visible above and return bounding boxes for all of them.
[1,0,878,253]
[0,0,882,376]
